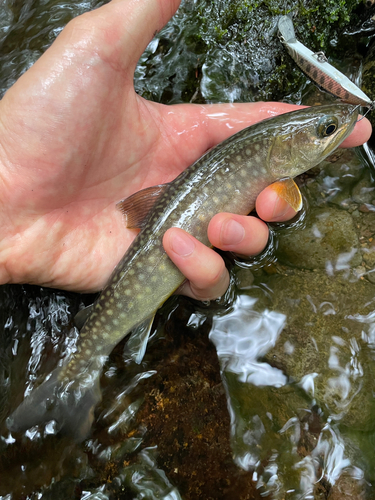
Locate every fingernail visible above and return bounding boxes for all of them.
[272,198,290,220]
[171,232,195,257]
[221,219,245,245]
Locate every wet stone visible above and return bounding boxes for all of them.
[327,472,372,500]
[276,207,361,270]
[260,271,375,432]
[301,149,367,210]
[235,268,254,290]
[352,177,375,205]
[363,248,375,268]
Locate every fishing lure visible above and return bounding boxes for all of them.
[278,15,374,108]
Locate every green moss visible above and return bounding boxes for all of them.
[135,0,365,105]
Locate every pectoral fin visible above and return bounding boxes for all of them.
[124,315,155,364]
[270,178,303,212]
[116,184,169,229]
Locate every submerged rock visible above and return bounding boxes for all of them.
[260,271,375,432]
[276,207,361,270]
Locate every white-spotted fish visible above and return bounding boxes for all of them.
[278,15,373,108]
[7,104,359,441]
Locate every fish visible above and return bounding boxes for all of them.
[278,15,373,108]
[6,103,359,441]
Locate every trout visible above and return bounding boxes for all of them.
[7,104,359,441]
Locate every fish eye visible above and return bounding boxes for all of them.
[317,116,339,138]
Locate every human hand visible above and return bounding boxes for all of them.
[0,0,370,298]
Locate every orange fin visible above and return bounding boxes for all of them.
[116,184,169,229]
[270,178,302,212]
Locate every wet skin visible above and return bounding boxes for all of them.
[0,0,370,303]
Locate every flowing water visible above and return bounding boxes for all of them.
[1,1,375,499]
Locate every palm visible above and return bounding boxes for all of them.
[0,59,184,290]
[0,1,368,293]
[0,12,246,292]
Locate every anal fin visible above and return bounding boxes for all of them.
[74,304,94,330]
[124,315,155,364]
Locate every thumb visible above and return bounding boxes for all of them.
[57,0,181,77]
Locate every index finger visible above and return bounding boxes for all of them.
[340,113,372,148]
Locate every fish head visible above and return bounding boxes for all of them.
[268,104,359,179]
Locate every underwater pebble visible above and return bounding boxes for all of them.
[235,269,254,290]
[262,271,375,432]
[276,207,361,270]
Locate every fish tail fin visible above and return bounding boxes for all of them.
[7,366,102,442]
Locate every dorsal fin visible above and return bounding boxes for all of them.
[116,184,169,229]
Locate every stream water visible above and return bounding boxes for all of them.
[1,1,375,499]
